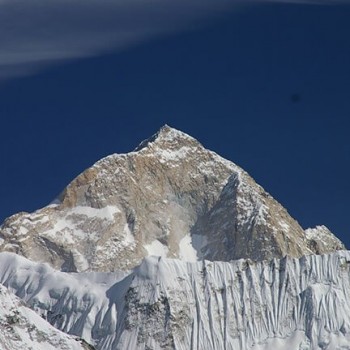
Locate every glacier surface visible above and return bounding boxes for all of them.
[1,251,350,349]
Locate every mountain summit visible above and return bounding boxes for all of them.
[0,126,344,272]
[0,126,348,350]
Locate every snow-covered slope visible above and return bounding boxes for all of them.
[1,250,350,350]
[0,282,93,350]
[0,126,344,272]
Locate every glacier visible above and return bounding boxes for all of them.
[1,250,350,349]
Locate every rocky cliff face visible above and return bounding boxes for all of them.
[0,126,344,272]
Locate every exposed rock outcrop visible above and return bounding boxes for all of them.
[0,126,345,272]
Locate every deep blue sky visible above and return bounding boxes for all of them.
[1,3,349,247]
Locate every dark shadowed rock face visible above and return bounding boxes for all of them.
[0,125,345,271]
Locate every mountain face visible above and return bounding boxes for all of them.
[0,125,347,350]
[0,281,92,350]
[1,251,350,350]
[0,126,344,272]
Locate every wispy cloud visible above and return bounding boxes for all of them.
[0,0,347,80]
[0,0,239,79]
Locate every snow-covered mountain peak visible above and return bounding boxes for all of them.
[305,225,344,254]
[0,126,348,350]
[134,124,200,152]
[0,127,345,272]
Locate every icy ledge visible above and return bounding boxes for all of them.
[1,251,350,350]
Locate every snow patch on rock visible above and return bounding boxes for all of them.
[178,234,198,262]
[145,240,169,258]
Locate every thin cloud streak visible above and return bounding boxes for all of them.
[0,0,239,79]
[0,0,348,80]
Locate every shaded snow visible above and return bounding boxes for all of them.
[0,284,87,350]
